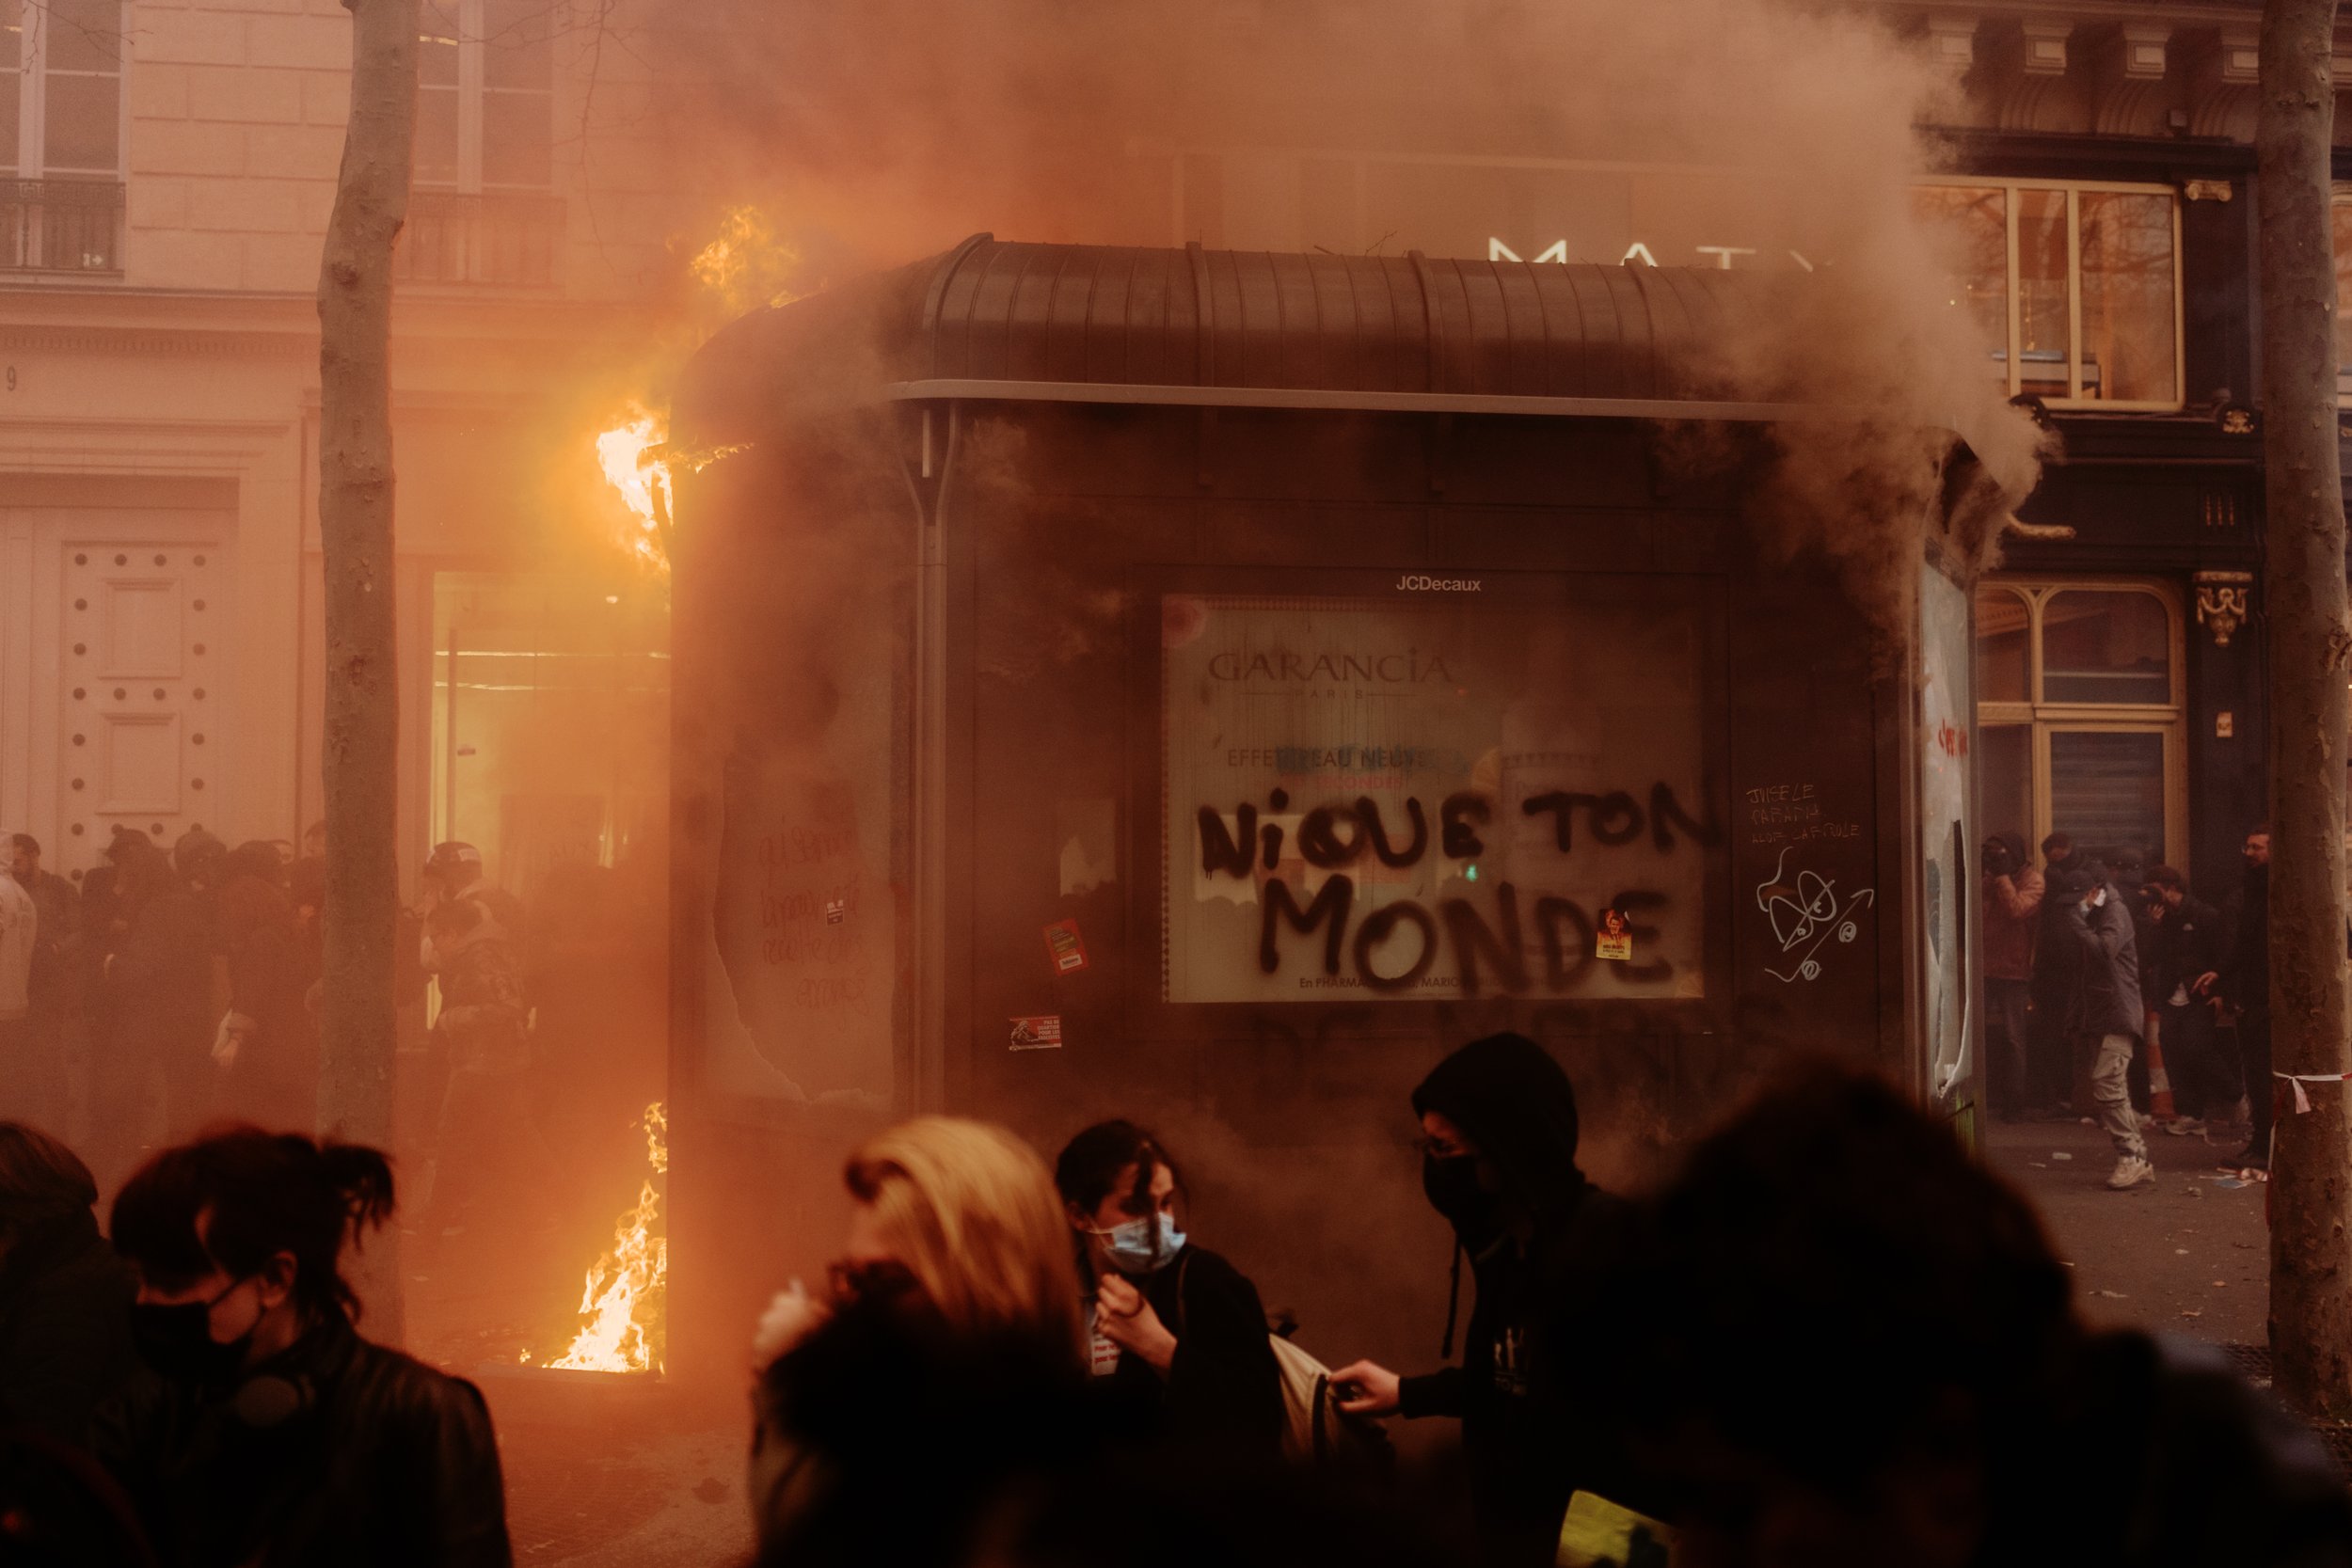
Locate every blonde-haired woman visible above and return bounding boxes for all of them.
[748,1117,1094,1565]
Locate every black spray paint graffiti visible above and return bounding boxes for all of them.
[1754,846,1875,984]
[1199,784,1717,998]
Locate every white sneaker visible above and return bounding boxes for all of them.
[2106,1156,2154,1190]
[2162,1117,2206,1137]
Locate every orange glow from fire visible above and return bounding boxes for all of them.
[595,407,673,575]
[548,1101,669,1374]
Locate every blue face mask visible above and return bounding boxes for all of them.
[1093,1212,1186,1275]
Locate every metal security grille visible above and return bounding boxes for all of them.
[0,178,122,275]
[396,191,564,288]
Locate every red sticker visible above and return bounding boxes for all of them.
[1009,1015,1063,1052]
[1043,919,1090,975]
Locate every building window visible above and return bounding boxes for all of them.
[405,0,559,286]
[0,0,124,275]
[418,0,553,193]
[1914,181,2183,410]
[1975,579,2185,873]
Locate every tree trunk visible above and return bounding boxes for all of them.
[317,0,417,1332]
[2260,0,2352,1421]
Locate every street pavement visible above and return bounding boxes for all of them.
[1984,1112,2269,1350]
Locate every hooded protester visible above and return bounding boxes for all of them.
[100,1127,509,1568]
[1331,1033,1637,1568]
[1052,1120,1284,1459]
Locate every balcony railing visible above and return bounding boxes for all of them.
[1,180,125,277]
[396,190,564,288]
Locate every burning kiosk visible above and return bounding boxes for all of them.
[661,237,1983,1384]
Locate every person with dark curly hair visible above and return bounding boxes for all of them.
[100,1128,509,1568]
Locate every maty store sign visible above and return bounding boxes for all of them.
[1161,591,1716,1005]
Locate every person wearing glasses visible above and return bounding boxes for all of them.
[1329,1033,1641,1568]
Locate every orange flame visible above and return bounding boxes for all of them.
[548,1101,669,1374]
[595,406,673,576]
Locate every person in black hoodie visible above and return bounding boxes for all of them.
[1052,1120,1284,1460]
[2198,823,2272,1169]
[1331,1033,1635,1568]
[100,1127,509,1568]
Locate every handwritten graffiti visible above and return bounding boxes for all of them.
[1203,784,1715,998]
[1754,847,1873,984]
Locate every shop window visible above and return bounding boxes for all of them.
[1915,180,2183,410]
[1974,579,2185,871]
[2040,589,2170,705]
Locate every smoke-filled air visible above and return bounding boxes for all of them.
[9,0,2337,1563]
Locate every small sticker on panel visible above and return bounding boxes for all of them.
[1044,919,1090,974]
[1596,907,1633,962]
[1009,1015,1064,1052]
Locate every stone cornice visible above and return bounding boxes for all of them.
[0,286,669,360]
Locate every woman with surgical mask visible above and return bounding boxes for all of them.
[1052,1120,1283,1458]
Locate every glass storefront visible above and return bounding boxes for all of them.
[1973,578,2184,870]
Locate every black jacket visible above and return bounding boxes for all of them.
[2032,852,2086,1012]
[2223,863,2272,1015]
[1399,1034,1639,1568]
[1100,1243,1284,1459]
[99,1314,509,1568]
[0,1208,137,1450]
[2149,895,2225,1002]
[2068,894,2145,1040]
[752,1291,1109,1568]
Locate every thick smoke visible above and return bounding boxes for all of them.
[649,0,2045,641]
[631,0,2053,1388]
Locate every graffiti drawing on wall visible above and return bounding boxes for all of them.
[1756,846,1874,984]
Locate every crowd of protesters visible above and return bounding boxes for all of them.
[0,829,666,1260]
[5,1016,2350,1564]
[1981,822,2276,1185]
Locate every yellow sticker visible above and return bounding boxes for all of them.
[1596,907,1633,962]
[1557,1490,1676,1567]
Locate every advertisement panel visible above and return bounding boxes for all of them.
[1162,580,1718,1005]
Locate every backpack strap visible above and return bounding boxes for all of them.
[1172,1250,1192,1340]
[1311,1371,1331,1465]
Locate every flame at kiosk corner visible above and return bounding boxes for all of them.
[596,409,675,576]
[548,1101,670,1374]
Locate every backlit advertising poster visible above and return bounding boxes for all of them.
[1162,583,1716,1005]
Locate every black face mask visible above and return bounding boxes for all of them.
[1422,1154,1500,1237]
[131,1279,256,1387]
